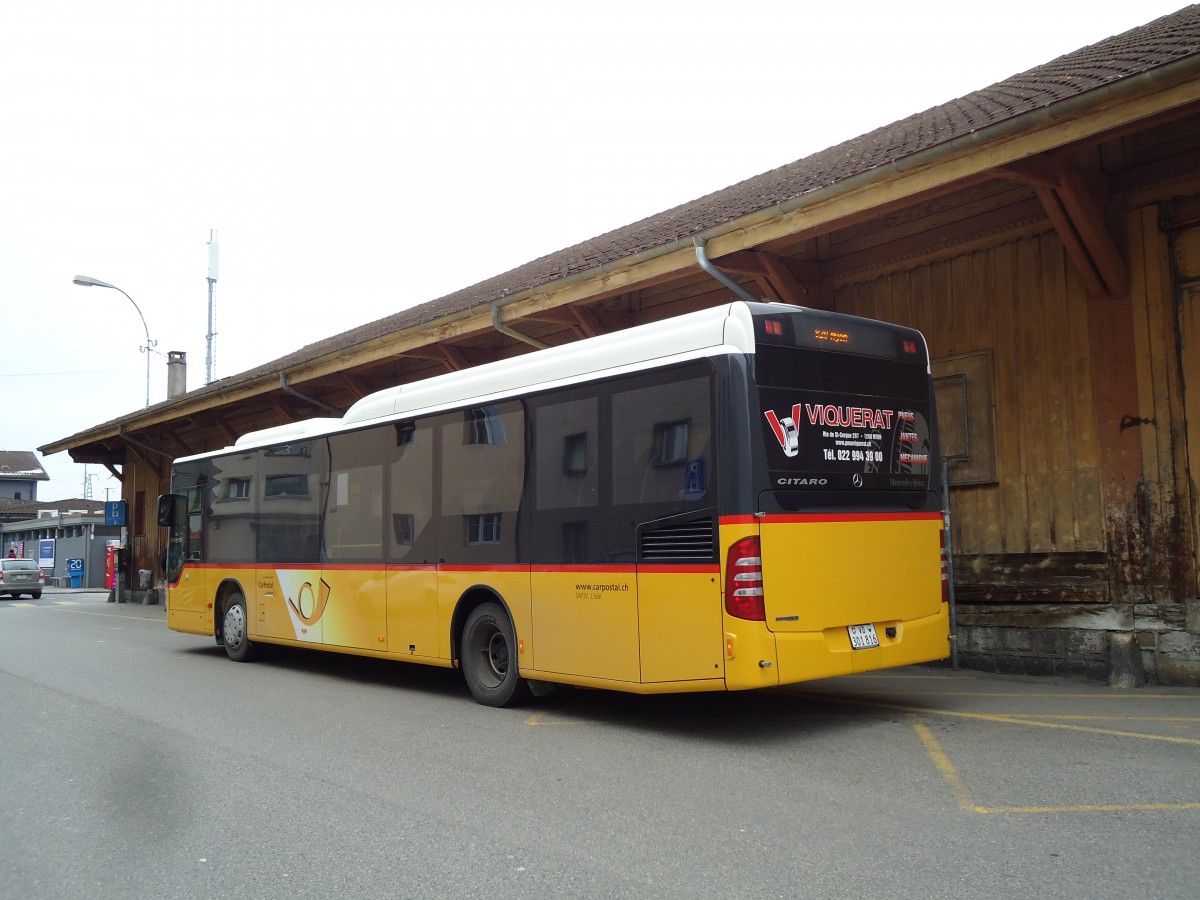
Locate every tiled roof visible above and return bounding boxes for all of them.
[0,451,49,481]
[0,498,105,519]
[189,5,1200,397]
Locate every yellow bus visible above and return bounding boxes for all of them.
[158,301,949,706]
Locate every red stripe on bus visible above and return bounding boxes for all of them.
[531,564,636,574]
[755,511,943,524]
[720,512,942,526]
[439,564,531,573]
[635,564,720,574]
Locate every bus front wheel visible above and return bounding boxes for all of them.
[461,602,530,707]
[223,591,259,663]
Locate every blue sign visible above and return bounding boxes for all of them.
[105,501,126,526]
[68,558,85,572]
[684,457,708,498]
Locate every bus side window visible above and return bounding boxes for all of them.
[530,395,599,563]
[611,373,713,508]
[389,419,436,564]
[325,429,386,564]
[438,402,526,564]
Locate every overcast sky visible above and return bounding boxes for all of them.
[2,0,1189,501]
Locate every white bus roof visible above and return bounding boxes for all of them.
[183,301,761,461]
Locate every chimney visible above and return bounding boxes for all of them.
[168,351,187,399]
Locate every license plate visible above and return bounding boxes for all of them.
[848,623,879,649]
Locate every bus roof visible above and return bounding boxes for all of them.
[185,300,914,461]
[163,302,762,461]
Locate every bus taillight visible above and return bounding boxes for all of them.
[726,536,765,621]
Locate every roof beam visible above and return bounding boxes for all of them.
[268,396,298,423]
[341,372,372,400]
[994,160,1128,298]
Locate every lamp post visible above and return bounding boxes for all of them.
[72,275,157,408]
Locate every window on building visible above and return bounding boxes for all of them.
[466,513,502,545]
[562,432,588,475]
[466,405,507,446]
[264,474,310,499]
[933,349,998,486]
[134,491,145,537]
[651,420,690,466]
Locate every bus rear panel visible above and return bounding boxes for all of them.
[718,306,949,689]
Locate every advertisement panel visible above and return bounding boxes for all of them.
[760,387,932,491]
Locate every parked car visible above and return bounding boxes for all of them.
[1,558,44,599]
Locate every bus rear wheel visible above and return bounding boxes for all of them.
[461,602,530,707]
[222,591,259,662]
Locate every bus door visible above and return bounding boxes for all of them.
[252,440,327,646]
[321,430,390,652]
[161,482,211,636]
[385,420,440,659]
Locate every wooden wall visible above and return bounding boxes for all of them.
[826,186,1198,621]
[833,228,1106,580]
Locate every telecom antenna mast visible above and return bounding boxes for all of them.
[206,230,219,384]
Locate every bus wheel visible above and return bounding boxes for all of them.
[222,591,259,663]
[461,602,530,707]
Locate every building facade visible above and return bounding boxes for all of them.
[42,8,1200,683]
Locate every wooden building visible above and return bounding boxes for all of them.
[43,7,1200,684]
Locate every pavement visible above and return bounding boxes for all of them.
[24,586,1200,820]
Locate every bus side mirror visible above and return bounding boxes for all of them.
[156,494,181,527]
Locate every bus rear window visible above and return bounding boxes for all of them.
[757,345,932,493]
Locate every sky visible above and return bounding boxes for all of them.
[1,0,1190,501]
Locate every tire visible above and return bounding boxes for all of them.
[30,592,41,600]
[461,602,530,707]
[222,591,259,662]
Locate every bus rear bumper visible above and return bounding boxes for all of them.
[771,603,951,686]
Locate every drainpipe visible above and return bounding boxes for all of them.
[491,300,548,349]
[693,237,761,304]
[279,373,343,415]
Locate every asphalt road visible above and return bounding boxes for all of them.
[1,590,1198,899]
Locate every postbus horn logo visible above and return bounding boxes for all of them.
[764,406,802,458]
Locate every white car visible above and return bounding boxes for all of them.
[0,558,44,599]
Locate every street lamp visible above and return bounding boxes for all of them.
[72,275,157,408]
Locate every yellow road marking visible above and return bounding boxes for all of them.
[526,711,597,726]
[824,689,1192,700]
[825,694,1200,746]
[912,717,1200,815]
[48,607,164,623]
